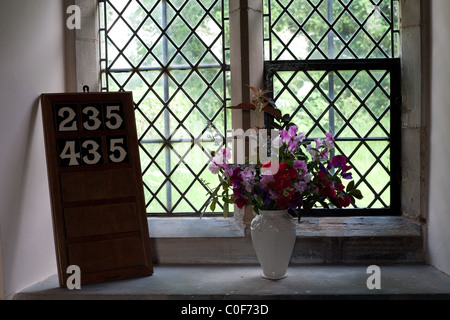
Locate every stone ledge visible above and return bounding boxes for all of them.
[148,216,421,238]
[148,216,424,265]
[296,216,421,237]
[13,265,450,300]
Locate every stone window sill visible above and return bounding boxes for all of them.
[13,265,450,300]
[148,216,424,265]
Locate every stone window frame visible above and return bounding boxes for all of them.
[65,0,428,263]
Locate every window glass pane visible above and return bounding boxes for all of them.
[264,0,400,214]
[271,69,392,209]
[99,0,231,215]
[264,0,400,61]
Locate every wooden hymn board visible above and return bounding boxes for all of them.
[41,92,153,287]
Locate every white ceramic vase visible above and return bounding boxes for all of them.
[250,209,297,280]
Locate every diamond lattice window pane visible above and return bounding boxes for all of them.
[271,68,394,209]
[265,0,400,61]
[100,0,230,215]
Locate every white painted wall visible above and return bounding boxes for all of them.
[428,0,450,275]
[0,0,66,298]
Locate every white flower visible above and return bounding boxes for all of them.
[209,162,220,174]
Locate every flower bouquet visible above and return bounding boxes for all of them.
[206,87,363,218]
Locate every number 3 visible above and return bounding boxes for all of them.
[82,140,102,165]
[83,106,102,131]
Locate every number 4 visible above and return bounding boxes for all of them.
[60,141,80,166]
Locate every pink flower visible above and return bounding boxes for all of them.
[324,133,335,150]
[240,167,256,192]
[303,173,312,182]
[208,162,220,174]
[280,126,305,147]
[315,138,324,149]
[306,145,318,161]
[295,132,306,143]
[280,130,291,144]
[288,140,297,152]
[288,125,298,137]
[240,167,255,180]
[222,148,232,161]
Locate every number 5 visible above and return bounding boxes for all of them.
[109,138,127,163]
[105,106,124,130]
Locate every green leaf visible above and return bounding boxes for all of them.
[349,189,363,200]
[211,185,221,197]
[346,180,355,193]
[210,198,218,212]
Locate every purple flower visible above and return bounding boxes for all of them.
[331,155,347,169]
[319,163,328,174]
[331,155,353,179]
[289,193,303,210]
[230,167,243,188]
[293,160,307,173]
[294,181,308,193]
[258,188,273,206]
[341,171,353,180]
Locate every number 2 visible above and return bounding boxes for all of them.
[58,107,77,131]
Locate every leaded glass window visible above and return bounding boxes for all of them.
[264,0,401,215]
[99,0,231,216]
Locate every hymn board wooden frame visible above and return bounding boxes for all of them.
[41,92,153,287]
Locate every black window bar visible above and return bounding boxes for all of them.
[99,0,231,216]
[263,0,401,216]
